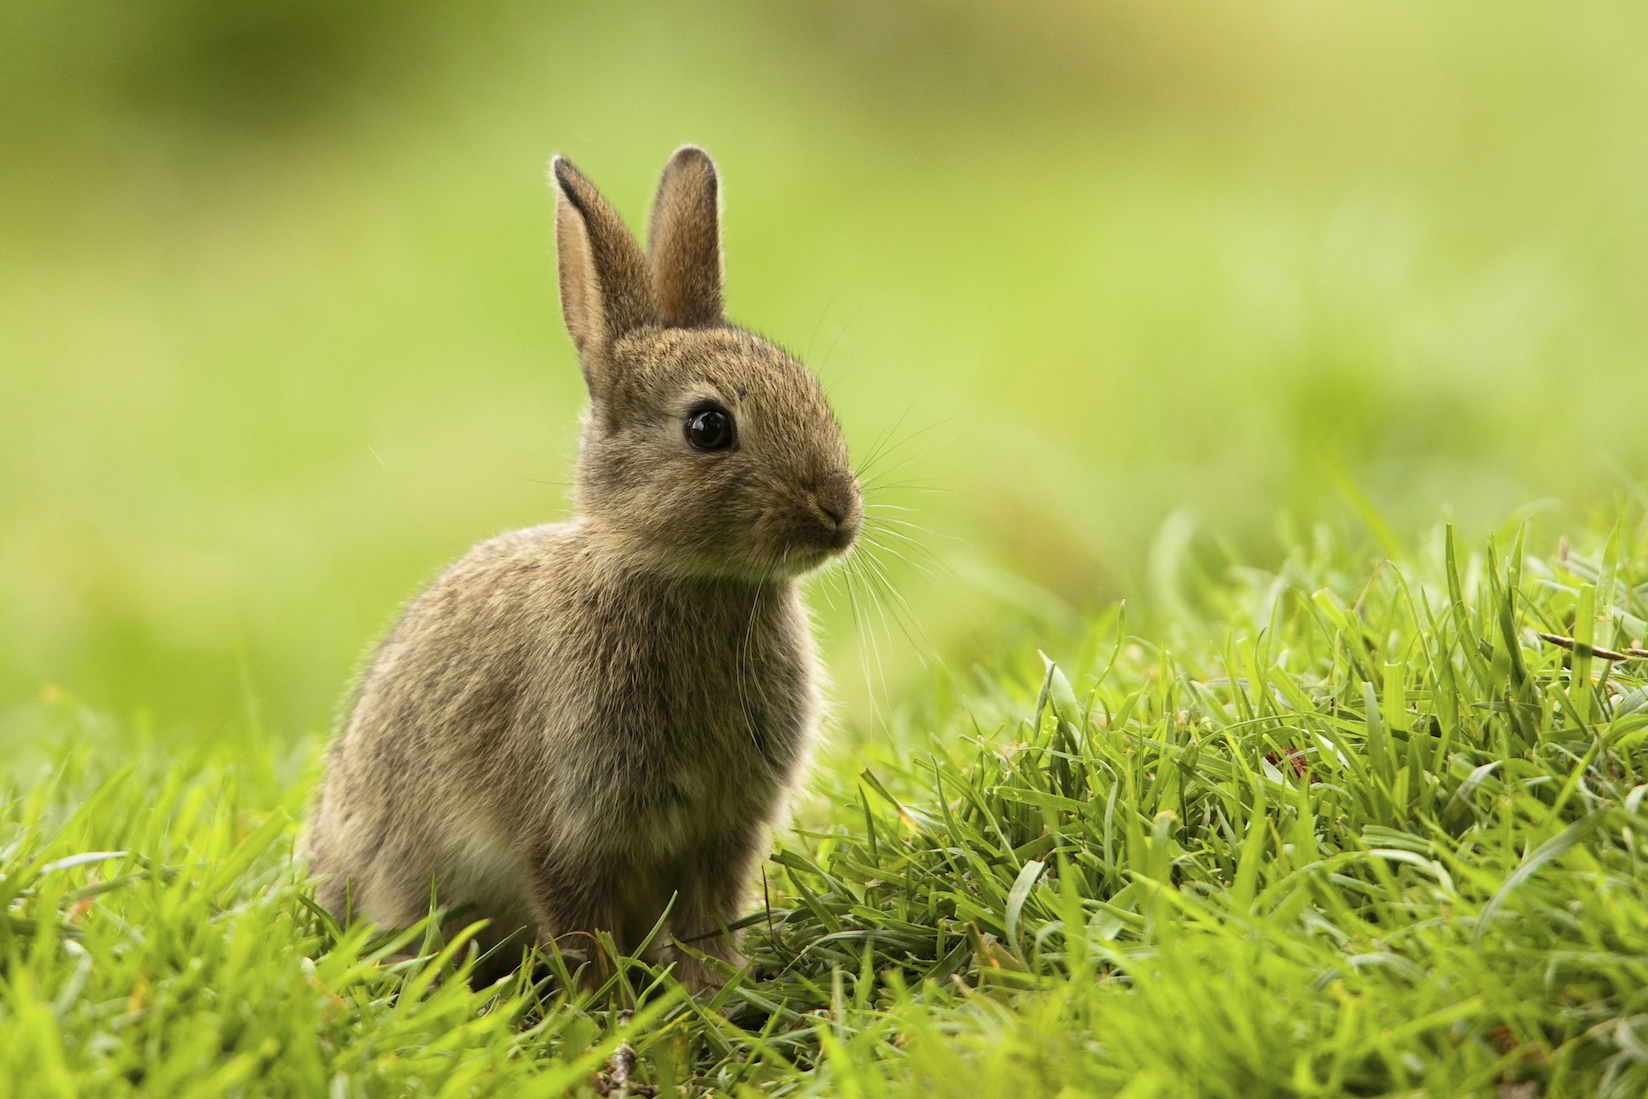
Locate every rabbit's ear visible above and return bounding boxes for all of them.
[551,156,656,361]
[648,146,724,327]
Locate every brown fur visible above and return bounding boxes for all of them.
[307,146,862,991]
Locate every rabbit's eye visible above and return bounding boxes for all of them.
[686,407,736,451]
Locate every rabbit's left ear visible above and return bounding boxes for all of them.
[648,145,724,327]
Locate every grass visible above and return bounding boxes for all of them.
[5,503,1647,1097]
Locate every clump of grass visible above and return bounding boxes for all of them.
[0,746,673,1097]
[3,508,1647,1096]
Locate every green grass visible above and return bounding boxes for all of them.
[5,504,1647,1097]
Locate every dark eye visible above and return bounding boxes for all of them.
[685,407,736,451]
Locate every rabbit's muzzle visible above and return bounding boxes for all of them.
[755,474,862,570]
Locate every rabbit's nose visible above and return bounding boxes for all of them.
[806,497,843,533]
[807,479,862,548]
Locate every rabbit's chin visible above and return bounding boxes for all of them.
[759,544,852,580]
[697,546,854,583]
[584,536,847,583]
[744,524,861,579]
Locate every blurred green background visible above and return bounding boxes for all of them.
[3,0,1647,746]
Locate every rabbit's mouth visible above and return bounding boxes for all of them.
[768,543,852,578]
[758,524,861,578]
[749,481,862,574]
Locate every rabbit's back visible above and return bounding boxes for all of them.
[309,518,818,939]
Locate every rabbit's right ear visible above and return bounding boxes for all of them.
[551,156,656,366]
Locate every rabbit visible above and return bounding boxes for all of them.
[306,145,862,992]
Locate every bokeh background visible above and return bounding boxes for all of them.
[4,0,1647,748]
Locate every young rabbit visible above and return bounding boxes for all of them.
[307,146,862,991]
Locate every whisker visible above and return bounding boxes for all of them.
[859,545,923,624]
[859,536,944,584]
[864,519,951,549]
[861,540,933,622]
[860,524,950,572]
[813,566,842,614]
[817,305,864,373]
[864,511,935,528]
[852,400,923,479]
[834,557,894,718]
[866,529,960,564]
[850,563,900,719]
[803,288,840,365]
[856,438,955,491]
[854,543,936,675]
[861,481,959,496]
[853,416,957,484]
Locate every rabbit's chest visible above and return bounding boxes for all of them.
[576,597,813,834]
[596,587,809,746]
[582,675,802,858]
[637,622,810,772]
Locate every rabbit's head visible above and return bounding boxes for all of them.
[551,147,861,581]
